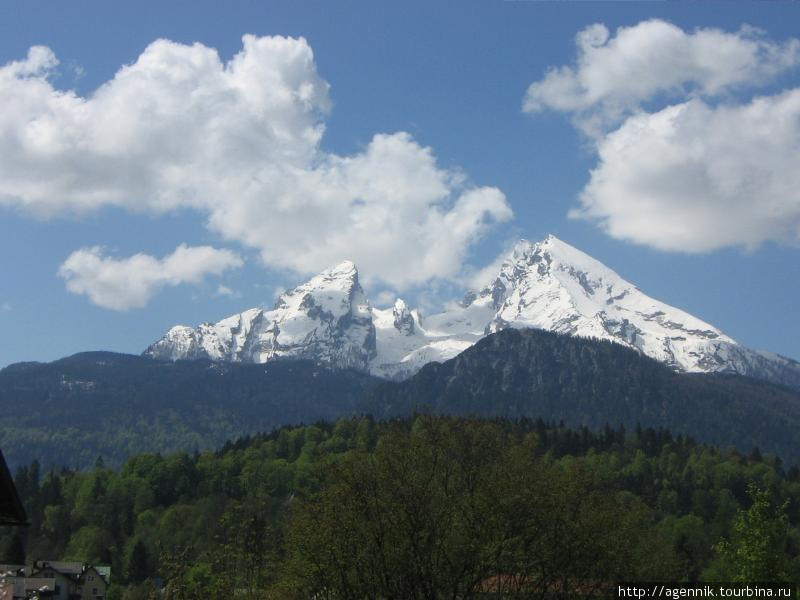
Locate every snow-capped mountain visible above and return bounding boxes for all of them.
[478,236,742,372]
[146,261,376,371]
[145,235,800,388]
[458,236,800,387]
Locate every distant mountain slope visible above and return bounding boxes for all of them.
[0,352,380,469]
[5,330,800,470]
[364,328,800,462]
[145,235,800,389]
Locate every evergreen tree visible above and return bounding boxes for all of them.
[126,539,150,583]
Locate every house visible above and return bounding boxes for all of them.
[76,566,108,600]
[0,574,62,600]
[0,562,109,600]
[0,566,28,600]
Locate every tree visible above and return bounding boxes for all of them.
[64,525,115,564]
[711,483,795,581]
[126,538,150,584]
[276,417,672,598]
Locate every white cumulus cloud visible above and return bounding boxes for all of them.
[525,20,800,254]
[524,20,800,135]
[574,91,800,252]
[59,244,243,310]
[0,36,511,291]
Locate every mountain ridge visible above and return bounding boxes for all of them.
[364,328,800,462]
[0,350,380,469]
[145,235,800,389]
[4,330,800,469]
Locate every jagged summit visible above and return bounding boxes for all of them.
[145,236,800,388]
[146,259,375,371]
[392,299,415,336]
[309,260,358,282]
[469,235,734,372]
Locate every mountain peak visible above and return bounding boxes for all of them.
[306,260,359,286]
[505,235,621,285]
[145,238,800,389]
[275,260,363,310]
[146,259,375,369]
[508,235,577,264]
[392,298,415,335]
[329,259,357,275]
[481,235,744,373]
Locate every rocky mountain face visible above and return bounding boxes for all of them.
[464,236,800,388]
[146,261,376,372]
[145,236,800,389]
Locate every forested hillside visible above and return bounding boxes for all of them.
[2,416,799,599]
[3,329,800,471]
[0,352,379,468]
[366,329,800,462]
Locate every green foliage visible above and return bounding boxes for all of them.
[277,418,678,597]
[8,415,800,597]
[708,483,798,581]
[64,525,114,564]
[126,538,151,583]
[0,352,378,469]
[367,329,800,463]
[117,581,157,600]
[3,328,800,472]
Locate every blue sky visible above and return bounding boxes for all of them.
[0,1,799,367]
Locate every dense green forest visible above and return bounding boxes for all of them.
[367,329,800,462]
[3,330,800,471]
[3,416,799,599]
[0,353,378,468]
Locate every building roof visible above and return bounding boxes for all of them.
[30,561,111,585]
[0,450,27,526]
[35,561,84,575]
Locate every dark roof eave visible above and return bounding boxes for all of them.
[0,449,28,526]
